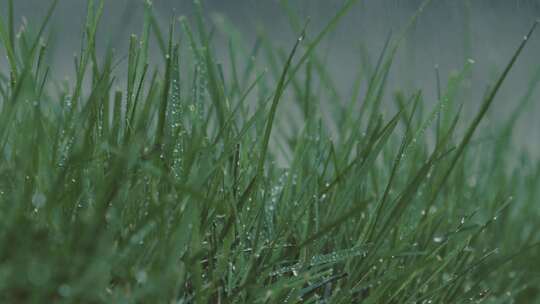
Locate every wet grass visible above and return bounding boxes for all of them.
[0,0,539,303]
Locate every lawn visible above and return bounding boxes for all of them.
[0,0,539,303]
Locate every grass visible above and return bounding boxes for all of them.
[1,0,540,303]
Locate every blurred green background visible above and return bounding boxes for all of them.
[2,0,539,153]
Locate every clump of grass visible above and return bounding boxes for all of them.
[0,0,539,303]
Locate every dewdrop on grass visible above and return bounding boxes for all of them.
[32,192,47,209]
[433,236,445,243]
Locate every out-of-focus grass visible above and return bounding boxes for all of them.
[0,0,539,303]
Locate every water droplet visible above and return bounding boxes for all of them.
[467,176,477,187]
[136,270,148,284]
[58,284,72,297]
[32,192,47,208]
[433,236,445,243]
